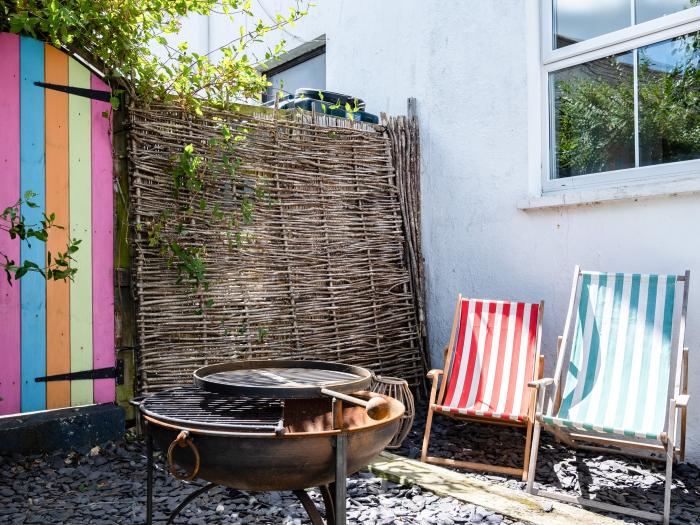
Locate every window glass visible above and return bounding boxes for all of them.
[551,52,635,178]
[554,0,630,49]
[638,32,700,166]
[636,0,696,24]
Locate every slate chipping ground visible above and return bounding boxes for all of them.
[0,437,513,525]
[1,400,699,524]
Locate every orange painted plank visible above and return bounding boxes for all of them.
[44,44,70,409]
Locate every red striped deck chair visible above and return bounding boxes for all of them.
[421,295,544,480]
[526,268,691,525]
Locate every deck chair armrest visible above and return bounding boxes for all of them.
[427,369,444,380]
[528,377,554,389]
[426,369,444,406]
[674,394,690,408]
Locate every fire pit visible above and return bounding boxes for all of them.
[133,360,405,525]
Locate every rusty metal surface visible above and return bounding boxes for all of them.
[144,393,404,492]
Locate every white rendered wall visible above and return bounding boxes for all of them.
[182,0,700,463]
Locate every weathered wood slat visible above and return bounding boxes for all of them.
[368,452,624,525]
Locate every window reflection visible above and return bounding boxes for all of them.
[551,53,635,178]
[554,0,630,49]
[553,0,700,49]
[636,0,695,24]
[638,32,700,166]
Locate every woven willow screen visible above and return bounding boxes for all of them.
[129,103,425,392]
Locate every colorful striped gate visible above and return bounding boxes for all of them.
[0,33,114,415]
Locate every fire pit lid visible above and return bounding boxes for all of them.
[193,360,373,398]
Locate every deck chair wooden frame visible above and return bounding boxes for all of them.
[526,267,690,525]
[421,295,545,481]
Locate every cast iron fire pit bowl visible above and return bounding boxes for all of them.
[142,391,403,491]
[134,360,405,525]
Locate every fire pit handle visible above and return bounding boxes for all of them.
[167,430,201,481]
[128,396,146,408]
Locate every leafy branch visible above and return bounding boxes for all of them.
[1,191,81,285]
[1,0,311,112]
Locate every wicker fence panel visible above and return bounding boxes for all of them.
[129,103,425,392]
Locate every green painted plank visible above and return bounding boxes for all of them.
[68,57,93,406]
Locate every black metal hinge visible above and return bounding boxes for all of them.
[35,359,124,385]
[34,81,112,102]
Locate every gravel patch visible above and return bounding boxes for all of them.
[395,401,700,525]
[0,436,515,524]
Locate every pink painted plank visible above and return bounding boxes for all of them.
[0,33,22,415]
[90,74,115,404]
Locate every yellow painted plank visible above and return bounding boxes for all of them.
[68,57,93,406]
[368,452,624,525]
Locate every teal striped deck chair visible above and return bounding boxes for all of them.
[526,267,690,525]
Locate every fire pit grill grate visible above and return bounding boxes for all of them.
[140,387,284,432]
[193,360,373,398]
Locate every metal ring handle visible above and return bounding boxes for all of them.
[167,430,201,481]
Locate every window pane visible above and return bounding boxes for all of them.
[551,52,635,179]
[554,0,630,49]
[636,0,696,24]
[638,32,700,166]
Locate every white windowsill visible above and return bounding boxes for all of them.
[518,176,700,210]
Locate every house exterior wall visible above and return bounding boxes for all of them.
[182,1,700,463]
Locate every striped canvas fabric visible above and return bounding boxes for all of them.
[541,272,677,440]
[436,299,540,422]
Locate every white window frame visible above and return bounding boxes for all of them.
[540,2,700,196]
